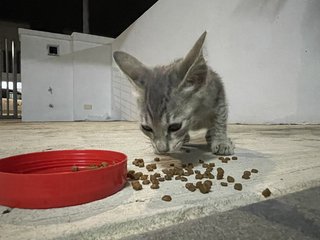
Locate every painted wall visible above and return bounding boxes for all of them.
[19,29,113,121]
[112,0,320,124]
[72,33,113,121]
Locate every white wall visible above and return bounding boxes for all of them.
[20,30,74,121]
[112,0,320,124]
[19,29,113,121]
[72,33,113,121]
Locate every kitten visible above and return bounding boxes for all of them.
[113,31,234,155]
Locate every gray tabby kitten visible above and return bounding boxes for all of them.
[113,32,234,155]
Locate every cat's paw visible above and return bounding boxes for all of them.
[211,138,234,155]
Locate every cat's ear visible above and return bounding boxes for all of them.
[178,31,208,94]
[113,51,149,90]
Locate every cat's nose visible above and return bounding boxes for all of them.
[155,141,169,153]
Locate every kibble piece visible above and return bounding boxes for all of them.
[220,182,228,187]
[195,174,203,180]
[207,173,214,179]
[196,181,203,188]
[217,167,224,174]
[202,163,209,168]
[180,176,188,182]
[140,175,148,180]
[71,165,79,172]
[208,163,215,168]
[231,156,238,160]
[225,157,230,161]
[170,163,175,167]
[182,163,187,168]
[227,176,235,183]
[262,188,271,198]
[234,183,242,191]
[242,174,250,179]
[162,169,169,174]
[142,179,150,185]
[146,165,154,172]
[244,171,251,176]
[127,170,135,180]
[134,172,143,180]
[222,159,228,163]
[195,170,201,174]
[158,177,165,182]
[131,181,142,191]
[198,182,211,194]
[175,176,182,180]
[199,159,204,163]
[88,164,99,170]
[217,172,224,180]
[100,162,108,167]
[204,180,212,187]
[218,157,224,160]
[133,158,144,166]
[154,157,160,162]
[251,169,259,173]
[151,178,159,185]
[154,172,161,178]
[162,195,172,202]
[164,175,172,180]
[185,183,197,192]
[138,162,145,168]
[150,183,159,189]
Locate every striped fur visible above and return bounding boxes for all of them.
[113,32,234,155]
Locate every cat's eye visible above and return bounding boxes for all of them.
[168,123,182,132]
[141,124,153,132]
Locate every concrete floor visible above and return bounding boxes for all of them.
[0,121,320,240]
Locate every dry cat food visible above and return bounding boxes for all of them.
[158,177,165,182]
[222,158,228,163]
[225,157,230,161]
[227,176,235,183]
[142,179,150,185]
[262,188,271,198]
[162,195,172,202]
[71,165,79,172]
[146,163,157,171]
[251,169,259,173]
[220,182,228,187]
[204,180,213,187]
[133,172,143,180]
[150,183,159,189]
[185,182,197,192]
[100,162,108,167]
[164,174,172,180]
[140,174,148,180]
[217,167,224,180]
[202,163,209,168]
[197,181,211,194]
[234,183,242,191]
[127,170,135,180]
[199,159,204,163]
[154,157,160,162]
[132,158,144,167]
[231,156,238,160]
[170,163,175,167]
[218,157,224,160]
[195,174,204,180]
[131,181,142,191]
[242,170,251,180]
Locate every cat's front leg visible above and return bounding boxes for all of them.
[206,113,234,155]
[206,127,234,155]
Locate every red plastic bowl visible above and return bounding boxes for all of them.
[0,150,127,209]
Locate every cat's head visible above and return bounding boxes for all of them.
[113,32,208,154]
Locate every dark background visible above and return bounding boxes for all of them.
[0,0,158,38]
